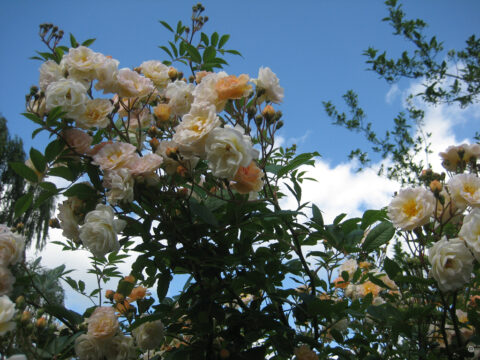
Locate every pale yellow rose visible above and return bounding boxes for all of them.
[87,306,119,340]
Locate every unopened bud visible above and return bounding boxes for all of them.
[16,222,24,231]
[49,218,60,228]
[154,104,171,122]
[177,165,187,177]
[36,317,47,328]
[105,290,115,300]
[21,311,32,323]
[262,105,275,120]
[430,180,442,193]
[113,292,125,303]
[189,75,195,83]
[149,137,160,151]
[254,115,263,127]
[275,120,284,130]
[247,107,256,120]
[15,296,25,308]
[148,126,157,137]
[166,147,179,160]
[168,67,178,80]
[220,348,230,359]
[123,275,136,284]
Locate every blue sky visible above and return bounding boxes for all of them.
[1,1,479,163]
[2,1,479,310]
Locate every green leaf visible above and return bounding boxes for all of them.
[362,221,395,252]
[218,34,230,49]
[200,32,209,46]
[48,166,76,181]
[47,106,67,126]
[69,33,79,48]
[211,32,219,47]
[203,46,216,63]
[32,128,43,139]
[277,152,320,178]
[311,204,323,227]
[81,38,96,47]
[15,193,33,218]
[361,209,388,230]
[225,49,243,57]
[189,199,218,227]
[383,257,401,279]
[45,139,65,162]
[168,41,178,58]
[117,279,135,297]
[157,272,171,301]
[30,148,47,173]
[38,181,58,193]
[159,46,173,59]
[159,20,174,32]
[22,112,44,126]
[63,183,98,200]
[44,304,83,326]
[184,43,202,63]
[10,161,38,182]
[33,190,56,210]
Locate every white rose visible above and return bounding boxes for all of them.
[440,143,480,171]
[252,67,284,104]
[76,98,114,129]
[92,142,137,172]
[428,237,474,292]
[205,125,259,180]
[74,334,104,360]
[57,197,84,242]
[45,78,88,120]
[0,267,15,296]
[165,80,195,116]
[140,60,171,89]
[128,153,163,176]
[7,355,27,360]
[387,187,436,230]
[0,295,16,335]
[448,173,480,208]
[95,56,120,94]
[104,169,135,205]
[39,60,64,91]
[62,46,104,81]
[459,207,480,260]
[338,258,358,279]
[116,68,154,99]
[132,319,165,350]
[192,71,228,111]
[87,306,119,339]
[79,204,126,258]
[104,335,136,360]
[172,104,221,155]
[0,225,25,266]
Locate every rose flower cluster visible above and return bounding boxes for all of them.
[25,43,285,358]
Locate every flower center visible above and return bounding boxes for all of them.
[463,183,476,196]
[444,258,454,269]
[402,199,419,218]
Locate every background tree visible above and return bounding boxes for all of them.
[0,115,55,250]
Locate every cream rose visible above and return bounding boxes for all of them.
[192,71,228,111]
[428,237,474,292]
[172,104,221,155]
[76,98,114,129]
[139,60,171,89]
[205,125,259,179]
[87,306,119,340]
[74,334,104,360]
[104,334,136,360]
[447,173,480,208]
[0,225,25,266]
[116,68,154,99]
[63,128,93,155]
[79,204,126,258]
[440,143,480,171]
[57,197,84,242]
[252,67,284,104]
[45,78,88,120]
[39,60,64,91]
[459,207,480,261]
[387,187,436,230]
[62,46,104,81]
[0,295,16,335]
[95,56,120,94]
[128,153,163,176]
[165,80,195,116]
[92,142,137,171]
[132,319,165,350]
[103,169,134,205]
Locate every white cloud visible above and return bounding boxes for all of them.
[385,84,400,104]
